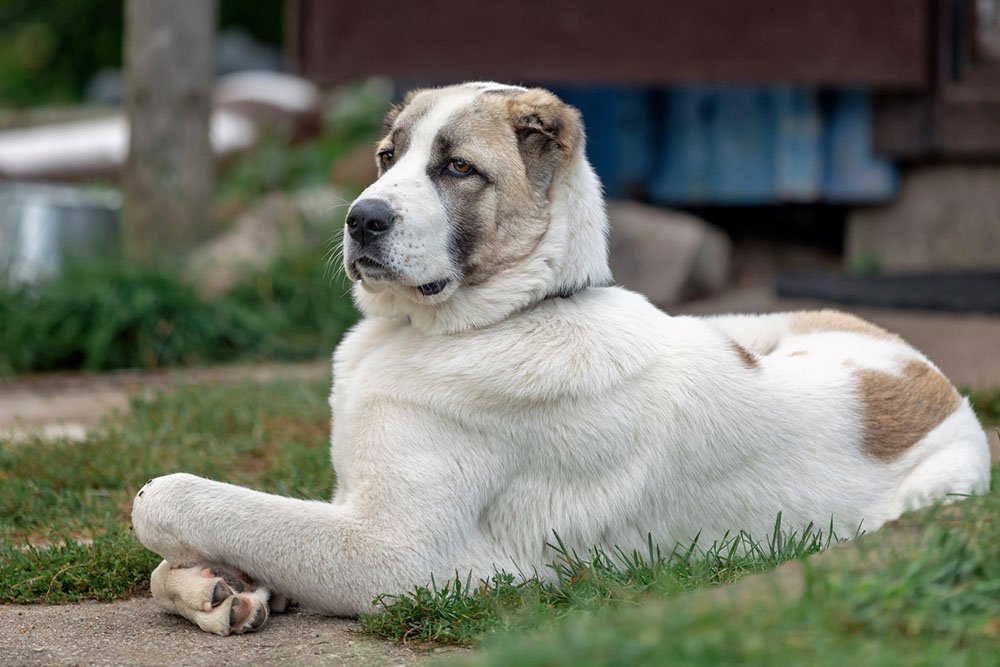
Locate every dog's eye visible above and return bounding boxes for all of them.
[445,158,474,176]
[378,150,394,169]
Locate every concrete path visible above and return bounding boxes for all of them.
[0,598,460,666]
[0,360,331,442]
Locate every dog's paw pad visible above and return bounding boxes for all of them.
[227,593,269,634]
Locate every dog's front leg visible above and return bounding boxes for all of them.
[132,473,443,625]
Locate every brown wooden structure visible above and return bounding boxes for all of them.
[289,0,1000,158]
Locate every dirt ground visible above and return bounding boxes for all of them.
[1,290,998,665]
[0,598,461,666]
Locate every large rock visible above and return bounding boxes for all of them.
[608,200,731,306]
[188,186,349,297]
[847,165,1000,272]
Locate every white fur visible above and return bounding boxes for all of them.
[132,84,991,630]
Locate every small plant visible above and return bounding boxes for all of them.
[0,526,159,603]
[966,387,1000,425]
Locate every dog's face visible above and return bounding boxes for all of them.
[343,83,583,305]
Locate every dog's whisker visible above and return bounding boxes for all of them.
[319,203,351,214]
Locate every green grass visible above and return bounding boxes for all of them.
[0,526,159,603]
[360,523,837,645]
[0,380,332,602]
[968,387,1000,425]
[454,479,1000,667]
[0,249,358,376]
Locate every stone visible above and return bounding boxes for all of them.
[187,186,348,298]
[608,200,731,306]
[847,165,1000,272]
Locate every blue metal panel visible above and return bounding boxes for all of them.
[773,89,823,201]
[821,90,899,202]
[709,88,778,203]
[546,85,898,205]
[649,87,780,204]
[550,87,652,198]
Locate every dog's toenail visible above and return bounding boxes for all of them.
[212,581,228,606]
[137,490,144,497]
[248,606,268,631]
[229,598,242,626]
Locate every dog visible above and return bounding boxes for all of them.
[132,82,991,635]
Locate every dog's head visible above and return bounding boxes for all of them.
[344,83,611,334]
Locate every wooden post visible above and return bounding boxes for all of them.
[123,0,216,261]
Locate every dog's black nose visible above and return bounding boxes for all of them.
[346,199,395,246]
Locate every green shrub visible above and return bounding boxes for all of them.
[0,250,358,375]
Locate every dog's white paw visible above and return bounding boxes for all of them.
[150,560,271,636]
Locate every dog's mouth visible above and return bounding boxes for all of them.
[352,256,392,279]
[351,258,451,298]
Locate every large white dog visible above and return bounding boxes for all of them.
[132,82,991,635]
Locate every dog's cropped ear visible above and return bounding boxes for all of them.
[506,89,584,192]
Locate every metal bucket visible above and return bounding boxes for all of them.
[0,183,121,286]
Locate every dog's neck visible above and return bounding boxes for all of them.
[352,151,612,336]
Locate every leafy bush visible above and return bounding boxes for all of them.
[217,78,389,201]
[0,250,358,375]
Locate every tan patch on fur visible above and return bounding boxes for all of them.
[855,360,961,462]
[788,350,807,357]
[790,310,898,341]
[731,341,758,369]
